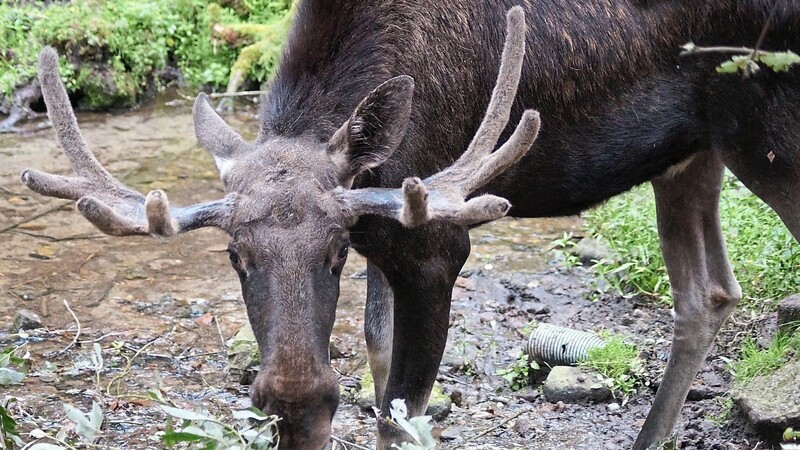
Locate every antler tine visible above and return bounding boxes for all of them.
[335,6,540,230]
[22,48,235,238]
[456,6,526,168]
[38,47,113,182]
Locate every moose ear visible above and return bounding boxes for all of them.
[328,75,414,187]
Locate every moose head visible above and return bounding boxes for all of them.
[21,7,538,449]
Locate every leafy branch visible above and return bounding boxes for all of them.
[681,43,800,74]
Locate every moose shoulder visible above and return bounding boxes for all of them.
[21,1,800,450]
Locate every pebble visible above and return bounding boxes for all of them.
[12,309,42,332]
[607,402,621,412]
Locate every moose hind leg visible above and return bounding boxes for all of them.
[365,261,394,408]
[633,151,741,450]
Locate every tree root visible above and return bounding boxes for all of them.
[0,79,43,133]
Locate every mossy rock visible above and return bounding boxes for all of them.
[356,368,452,421]
[227,323,260,384]
[732,360,800,433]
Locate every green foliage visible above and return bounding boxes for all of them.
[579,334,644,402]
[583,176,800,306]
[496,351,538,391]
[716,50,800,74]
[705,396,734,426]
[0,346,29,386]
[1,401,24,449]
[160,404,279,449]
[0,0,292,108]
[731,327,800,383]
[550,232,583,268]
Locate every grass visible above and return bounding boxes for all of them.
[731,327,800,383]
[579,334,645,402]
[0,0,292,108]
[583,175,800,307]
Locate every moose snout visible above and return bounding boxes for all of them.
[251,367,340,450]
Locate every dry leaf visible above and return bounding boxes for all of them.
[195,312,215,326]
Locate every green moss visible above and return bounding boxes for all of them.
[0,0,293,109]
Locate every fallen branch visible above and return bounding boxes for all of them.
[0,79,42,132]
[330,435,371,450]
[456,410,527,446]
[0,200,72,234]
[46,299,82,358]
[208,90,267,98]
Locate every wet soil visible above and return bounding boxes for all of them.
[0,99,779,449]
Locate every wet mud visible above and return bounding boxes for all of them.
[0,99,779,449]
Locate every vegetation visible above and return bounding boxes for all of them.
[730,327,800,383]
[0,0,293,109]
[579,334,645,402]
[496,351,538,391]
[583,176,800,306]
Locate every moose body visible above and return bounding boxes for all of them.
[21,1,800,449]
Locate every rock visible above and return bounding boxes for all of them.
[511,387,540,402]
[12,309,42,331]
[227,323,260,384]
[513,418,532,435]
[439,426,463,441]
[357,369,452,420]
[542,366,612,403]
[732,360,800,432]
[570,238,616,265]
[777,294,800,334]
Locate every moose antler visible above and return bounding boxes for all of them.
[20,48,235,237]
[336,6,539,227]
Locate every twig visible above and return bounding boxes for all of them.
[59,299,81,354]
[208,90,267,98]
[175,350,225,360]
[456,410,527,446]
[330,435,371,450]
[214,315,227,349]
[680,45,758,57]
[0,200,72,234]
[106,338,159,396]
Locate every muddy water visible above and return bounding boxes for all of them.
[0,100,590,448]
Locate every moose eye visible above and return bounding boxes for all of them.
[227,246,241,267]
[337,244,349,261]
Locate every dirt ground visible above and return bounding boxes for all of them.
[0,98,781,449]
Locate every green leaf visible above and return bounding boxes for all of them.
[90,402,104,430]
[760,50,800,72]
[0,367,25,386]
[160,405,216,422]
[162,430,208,446]
[232,407,269,421]
[64,404,98,442]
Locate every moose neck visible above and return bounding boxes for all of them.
[261,0,414,142]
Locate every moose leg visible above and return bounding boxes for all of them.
[365,262,394,407]
[369,225,471,450]
[633,151,741,450]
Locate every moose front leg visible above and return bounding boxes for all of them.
[633,151,741,450]
[367,224,471,450]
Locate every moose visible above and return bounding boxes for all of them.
[20,0,800,449]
